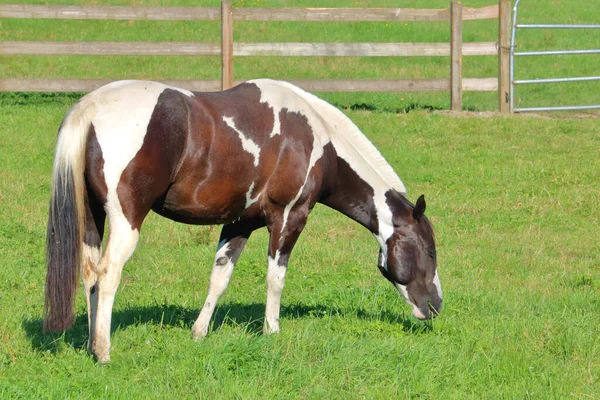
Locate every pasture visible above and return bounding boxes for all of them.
[1,0,599,398]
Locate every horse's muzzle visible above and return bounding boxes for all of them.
[412,295,442,320]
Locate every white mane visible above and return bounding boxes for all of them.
[251,79,406,195]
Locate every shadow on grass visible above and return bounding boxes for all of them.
[22,301,432,354]
[0,92,83,107]
[337,101,443,114]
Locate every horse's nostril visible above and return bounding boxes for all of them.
[428,299,442,317]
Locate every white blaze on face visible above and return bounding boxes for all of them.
[90,80,193,218]
[433,269,443,300]
[394,282,425,319]
[222,116,261,167]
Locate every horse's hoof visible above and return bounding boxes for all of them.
[191,325,208,341]
[94,353,111,364]
[263,321,280,335]
[90,341,111,363]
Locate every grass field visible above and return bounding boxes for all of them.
[1,0,599,398]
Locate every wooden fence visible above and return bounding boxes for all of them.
[0,1,511,113]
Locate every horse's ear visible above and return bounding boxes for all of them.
[413,195,426,221]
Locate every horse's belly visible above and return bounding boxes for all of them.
[153,178,256,225]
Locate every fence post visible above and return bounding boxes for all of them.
[221,1,233,90]
[498,0,511,114]
[450,1,463,111]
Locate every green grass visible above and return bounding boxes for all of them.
[0,93,598,398]
[1,0,599,398]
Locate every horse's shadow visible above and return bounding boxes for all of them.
[22,302,432,354]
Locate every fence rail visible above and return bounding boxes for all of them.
[0,1,510,112]
[0,4,501,22]
[0,77,498,93]
[0,41,499,57]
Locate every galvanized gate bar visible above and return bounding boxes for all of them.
[516,24,600,29]
[514,76,600,84]
[510,0,600,112]
[515,105,600,112]
[515,49,600,56]
[509,0,520,112]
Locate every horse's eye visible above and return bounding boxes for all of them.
[426,248,436,259]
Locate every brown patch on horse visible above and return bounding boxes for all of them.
[84,124,107,247]
[263,109,315,207]
[117,89,191,230]
[151,85,320,226]
[320,156,379,233]
[199,82,275,146]
[154,87,273,224]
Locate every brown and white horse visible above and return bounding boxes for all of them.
[45,79,442,362]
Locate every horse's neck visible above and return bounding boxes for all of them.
[321,156,401,246]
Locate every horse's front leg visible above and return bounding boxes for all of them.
[192,220,261,340]
[264,206,309,335]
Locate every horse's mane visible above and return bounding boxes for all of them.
[258,79,406,195]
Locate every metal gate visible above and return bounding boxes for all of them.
[510,0,600,112]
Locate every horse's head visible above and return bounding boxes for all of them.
[378,194,442,320]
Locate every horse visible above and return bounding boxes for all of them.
[44,79,442,362]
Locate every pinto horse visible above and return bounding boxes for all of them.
[45,79,442,362]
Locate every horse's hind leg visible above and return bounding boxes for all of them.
[82,191,106,354]
[90,212,140,363]
[192,220,262,340]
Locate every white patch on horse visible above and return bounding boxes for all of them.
[90,81,190,219]
[192,242,235,339]
[265,251,286,334]
[374,193,395,242]
[253,84,283,137]
[245,182,261,209]
[92,212,140,362]
[222,116,261,167]
[280,135,324,235]
[250,80,332,146]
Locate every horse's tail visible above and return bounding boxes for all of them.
[44,97,96,332]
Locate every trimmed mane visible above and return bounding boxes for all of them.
[263,80,406,194]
